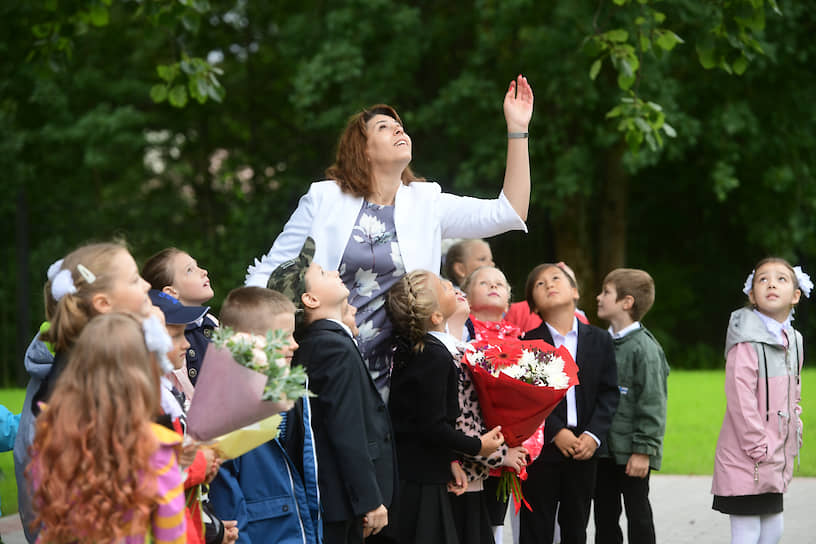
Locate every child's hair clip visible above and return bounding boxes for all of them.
[76,264,97,285]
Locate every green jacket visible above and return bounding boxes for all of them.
[602,326,670,470]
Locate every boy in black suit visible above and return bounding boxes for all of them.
[519,263,619,544]
[267,237,396,544]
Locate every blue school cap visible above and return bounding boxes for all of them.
[148,289,210,325]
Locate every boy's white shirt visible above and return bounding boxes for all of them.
[608,321,641,340]
[327,318,357,344]
[545,316,600,447]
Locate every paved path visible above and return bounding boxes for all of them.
[499,475,814,543]
[1,475,814,542]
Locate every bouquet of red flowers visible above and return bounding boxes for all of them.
[463,338,579,510]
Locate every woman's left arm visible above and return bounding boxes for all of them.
[502,75,534,221]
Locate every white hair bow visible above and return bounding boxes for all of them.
[142,315,175,374]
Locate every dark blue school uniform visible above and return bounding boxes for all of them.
[185,313,218,385]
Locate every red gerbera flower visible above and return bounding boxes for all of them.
[483,341,524,369]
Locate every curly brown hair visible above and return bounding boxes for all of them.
[29,312,164,542]
[325,104,423,198]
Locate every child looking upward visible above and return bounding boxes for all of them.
[444,239,495,288]
[594,268,669,544]
[142,248,218,385]
[267,237,396,544]
[519,263,619,544]
[209,286,321,544]
[463,265,522,341]
[712,258,808,544]
[387,269,504,544]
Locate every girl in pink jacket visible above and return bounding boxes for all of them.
[712,257,810,544]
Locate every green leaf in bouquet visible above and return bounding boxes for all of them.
[211,327,315,402]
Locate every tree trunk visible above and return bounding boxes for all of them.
[597,143,628,283]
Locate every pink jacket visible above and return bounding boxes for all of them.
[711,308,803,497]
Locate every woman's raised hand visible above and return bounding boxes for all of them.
[503,74,534,132]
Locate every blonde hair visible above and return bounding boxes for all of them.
[30,312,163,542]
[461,265,512,303]
[41,243,130,354]
[387,270,439,352]
[221,287,296,335]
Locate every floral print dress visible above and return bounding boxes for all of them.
[339,201,406,398]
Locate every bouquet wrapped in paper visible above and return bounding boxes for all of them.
[186,327,312,441]
[463,338,579,510]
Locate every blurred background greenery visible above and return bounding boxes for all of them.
[3,0,816,385]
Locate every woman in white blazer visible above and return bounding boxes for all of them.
[246,75,534,397]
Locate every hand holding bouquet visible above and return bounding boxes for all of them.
[464,338,579,511]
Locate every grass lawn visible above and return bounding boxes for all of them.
[662,368,816,476]
[0,388,25,516]
[0,369,813,515]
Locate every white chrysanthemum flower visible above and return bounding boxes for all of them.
[500,365,526,380]
[357,320,381,342]
[547,355,565,374]
[548,371,571,390]
[518,349,538,368]
[354,268,380,297]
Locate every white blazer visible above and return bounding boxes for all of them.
[245,180,527,287]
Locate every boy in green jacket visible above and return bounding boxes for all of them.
[594,268,669,544]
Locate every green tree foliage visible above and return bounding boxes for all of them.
[2,0,814,383]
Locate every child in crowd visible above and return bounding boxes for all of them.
[444,239,495,288]
[461,265,524,542]
[593,269,669,544]
[505,261,588,333]
[16,243,155,542]
[712,258,808,544]
[447,288,528,544]
[387,269,504,544]
[142,248,218,385]
[209,286,322,544]
[267,237,395,544]
[519,263,619,544]
[463,265,522,342]
[28,312,186,543]
[149,289,238,544]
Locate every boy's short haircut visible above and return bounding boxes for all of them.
[603,268,655,321]
[221,286,296,335]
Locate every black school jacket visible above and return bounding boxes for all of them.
[525,320,620,462]
[293,319,396,523]
[388,334,482,484]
